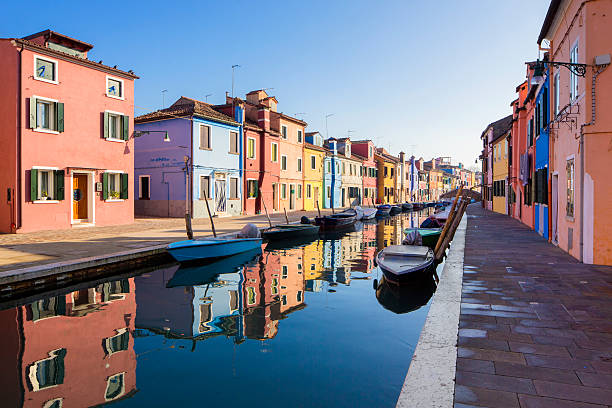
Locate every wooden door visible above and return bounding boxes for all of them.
[289,185,295,210]
[314,187,319,208]
[72,174,88,220]
[215,179,226,213]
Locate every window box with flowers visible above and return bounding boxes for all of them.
[103,172,128,202]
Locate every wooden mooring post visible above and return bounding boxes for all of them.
[259,188,273,228]
[434,188,467,262]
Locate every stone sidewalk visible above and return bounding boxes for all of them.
[0,209,336,272]
[455,205,612,408]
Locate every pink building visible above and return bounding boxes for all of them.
[539,0,612,265]
[0,30,138,233]
[351,140,378,204]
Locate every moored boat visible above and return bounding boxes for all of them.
[315,209,357,231]
[376,204,391,217]
[355,206,377,220]
[375,245,435,284]
[262,224,320,241]
[412,202,423,210]
[403,227,442,249]
[167,247,262,287]
[402,203,413,212]
[167,236,263,262]
[390,205,403,215]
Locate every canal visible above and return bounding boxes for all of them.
[0,209,444,408]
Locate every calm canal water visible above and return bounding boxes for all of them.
[0,209,443,408]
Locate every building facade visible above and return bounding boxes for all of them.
[134,97,242,218]
[276,111,306,212]
[304,132,326,211]
[351,140,378,205]
[0,30,138,233]
[375,148,397,204]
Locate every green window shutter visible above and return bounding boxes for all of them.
[122,115,130,141]
[255,180,259,198]
[29,98,37,129]
[54,170,65,200]
[30,169,38,201]
[102,173,109,200]
[103,112,109,139]
[56,102,64,132]
[120,173,128,199]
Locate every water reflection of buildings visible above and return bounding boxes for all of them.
[135,265,244,343]
[0,279,137,408]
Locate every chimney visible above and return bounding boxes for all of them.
[226,92,233,104]
[258,107,270,131]
[399,152,405,162]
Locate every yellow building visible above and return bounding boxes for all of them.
[303,141,326,211]
[303,240,325,282]
[375,148,398,204]
[492,134,509,214]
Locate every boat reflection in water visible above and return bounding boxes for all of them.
[0,208,444,408]
[375,275,437,314]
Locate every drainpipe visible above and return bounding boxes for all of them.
[578,62,608,262]
[15,43,24,232]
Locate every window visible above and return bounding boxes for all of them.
[103,330,129,356]
[327,186,331,198]
[570,42,579,100]
[297,158,302,172]
[27,349,66,391]
[139,175,150,199]
[199,125,211,149]
[297,129,303,143]
[30,168,64,201]
[297,184,302,198]
[384,167,388,177]
[200,176,210,199]
[247,179,258,198]
[342,162,345,175]
[104,172,128,200]
[346,144,351,156]
[566,158,574,217]
[311,155,316,169]
[229,131,239,154]
[27,296,66,321]
[106,76,123,99]
[230,177,239,199]
[108,113,121,140]
[281,125,288,139]
[37,99,55,130]
[369,146,373,157]
[247,137,256,159]
[105,373,125,401]
[34,56,57,83]
[390,167,394,178]
[247,287,257,305]
[281,183,287,199]
[31,97,64,133]
[306,184,312,198]
[326,161,331,172]
[554,71,560,116]
[281,155,287,171]
[103,111,128,140]
[271,143,278,162]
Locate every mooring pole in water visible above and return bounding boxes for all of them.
[284,207,289,224]
[202,188,217,238]
[316,200,321,218]
[434,187,462,255]
[259,188,273,227]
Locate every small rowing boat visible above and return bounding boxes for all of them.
[402,203,413,212]
[262,224,320,241]
[355,206,377,220]
[375,245,434,284]
[390,205,403,215]
[403,227,442,249]
[376,204,391,217]
[167,236,263,263]
[315,209,357,231]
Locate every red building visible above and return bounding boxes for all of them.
[0,30,138,233]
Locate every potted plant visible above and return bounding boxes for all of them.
[41,191,48,200]
[110,191,120,199]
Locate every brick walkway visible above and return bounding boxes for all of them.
[455,205,612,408]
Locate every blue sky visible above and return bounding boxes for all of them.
[2,0,550,168]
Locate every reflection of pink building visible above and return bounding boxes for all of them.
[0,279,136,407]
[0,30,138,233]
[539,0,612,265]
[243,251,281,340]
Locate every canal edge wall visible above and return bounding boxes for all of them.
[396,214,467,408]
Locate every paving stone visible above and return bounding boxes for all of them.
[532,335,577,347]
[458,347,526,365]
[459,337,510,351]
[454,384,519,408]
[517,394,607,408]
[533,380,612,406]
[509,341,570,357]
[489,331,533,343]
[457,358,496,374]
[456,371,536,394]
[576,371,612,388]
[459,329,488,338]
[494,362,580,385]
[525,354,594,372]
